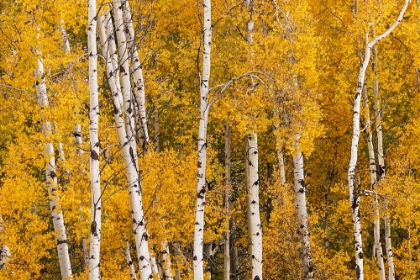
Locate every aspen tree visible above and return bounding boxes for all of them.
[245,132,263,280]
[193,0,212,279]
[99,13,153,280]
[88,0,102,278]
[293,135,314,280]
[121,0,149,151]
[347,2,409,278]
[159,241,173,280]
[35,37,72,280]
[125,242,137,280]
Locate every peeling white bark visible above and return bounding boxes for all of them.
[193,0,212,279]
[245,132,263,280]
[88,0,102,278]
[99,14,152,280]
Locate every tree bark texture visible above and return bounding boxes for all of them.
[121,0,150,151]
[88,0,102,278]
[245,132,263,280]
[193,0,212,279]
[293,138,314,280]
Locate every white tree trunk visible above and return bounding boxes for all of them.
[159,241,173,280]
[46,143,73,279]
[88,0,102,278]
[125,242,137,280]
[99,14,153,280]
[245,132,263,280]
[224,122,231,280]
[0,216,10,270]
[74,124,84,155]
[112,0,136,146]
[58,21,71,54]
[277,145,286,184]
[121,0,150,151]
[347,3,409,278]
[384,207,395,280]
[35,44,72,280]
[293,136,314,280]
[83,238,89,269]
[193,0,212,279]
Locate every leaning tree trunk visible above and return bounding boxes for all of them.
[347,3,409,279]
[293,135,314,280]
[99,13,152,280]
[88,1,102,279]
[35,46,72,280]
[121,0,149,151]
[193,0,212,279]
[245,132,263,280]
[372,42,395,280]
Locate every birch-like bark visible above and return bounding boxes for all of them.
[121,0,150,151]
[35,49,72,280]
[74,124,84,155]
[46,143,73,279]
[159,241,173,280]
[193,0,212,279]
[151,257,160,279]
[224,122,231,280]
[58,21,71,54]
[99,14,153,280]
[293,136,313,280]
[384,200,395,280]
[277,143,286,185]
[125,242,137,280]
[362,85,385,280]
[112,0,136,146]
[348,3,409,278]
[83,238,89,269]
[0,246,9,270]
[88,1,102,278]
[245,132,263,280]
[0,216,10,270]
